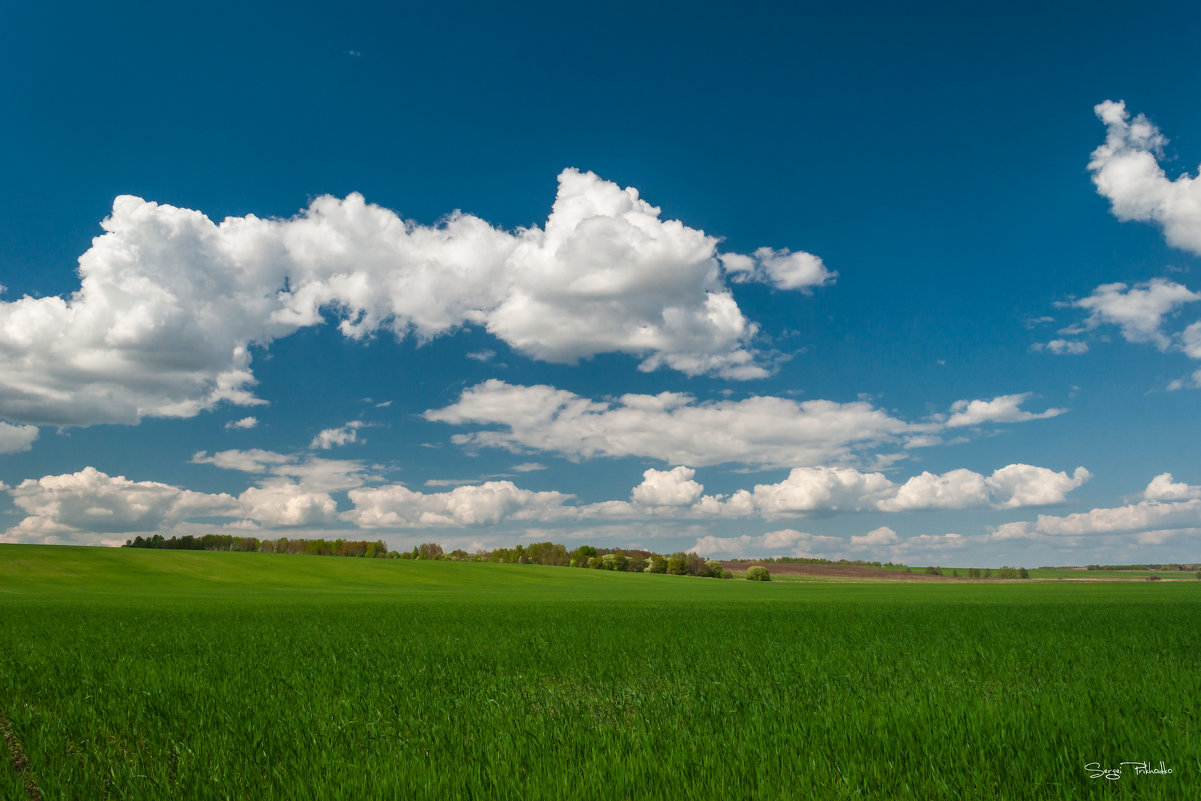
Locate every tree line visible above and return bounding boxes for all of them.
[122,534,390,558]
[121,535,753,578]
[398,542,736,578]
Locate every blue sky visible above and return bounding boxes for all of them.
[2,0,1200,565]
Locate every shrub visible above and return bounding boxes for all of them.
[996,566,1019,579]
[924,566,943,576]
[701,560,724,578]
[666,553,689,575]
[1018,567,1029,579]
[721,569,734,579]
[745,565,771,582]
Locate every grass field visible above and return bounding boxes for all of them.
[1,545,1198,799]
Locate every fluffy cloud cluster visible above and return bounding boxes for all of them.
[571,463,1089,522]
[0,170,829,429]
[629,466,704,506]
[684,463,1088,518]
[3,467,240,545]
[426,380,1064,469]
[1037,279,1201,377]
[2,457,1093,545]
[345,481,573,529]
[1058,102,1201,383]
[992,473,1201,545]
[1090,100,1201,257]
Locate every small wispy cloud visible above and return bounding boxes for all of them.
[225,416,259,430]
[310,420,367,449]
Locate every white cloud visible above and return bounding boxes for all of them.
[345,481,573,528]
[1072,279,1200,350]
[630,466,704,507]
[425,379,913,468]
[943,393,1065,428]
[850,526,900,549]
[0,422,38,454]
[0,170,830,428]
[510,462,546,473]
[310,420,366,449]
[1144,472,1201,501]
[225,416,259,430]
[995,497,1201,540]
[2,467,240,544]
[192,449,373,491]
[879,469,990,511]
[984,464,1091,509]
[1182,322,1201,359]
[238,483,339,527]
[722,247,835,291]
[743,466,896,516]
[1032,339,1090,355]
[611,462,1089,521]
[1090,100,1201,257]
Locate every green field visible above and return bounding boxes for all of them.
[1,546,1198,799]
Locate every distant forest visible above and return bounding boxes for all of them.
[119,536,901,578]
[122,534,390,558]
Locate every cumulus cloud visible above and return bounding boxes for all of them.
[993,497,1201,541]
[742,466,896,516]
[225,416,259,430]
[1,463,371,544]
[943,393,1066,428]
[345,481,573,528]
[238,484,339,527]
[427,380,915,468]
[2,467,240,545]
[879,469,990,511]
[1090,100,1201,257]
[1071,279,1200,350]
[850,526,900,549]
[0,422,38,454]
[310,420,366,449]
[1181,322,1201,359]
[630,466,704,507]
[0,170,836,428]
[721,247,835,291]
[600,462,1088,521]
[2,454,1098,544]
[1144,472,1201,501]
[984,464,1091,509]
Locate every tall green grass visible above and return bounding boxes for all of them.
[1,545,1198,799]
